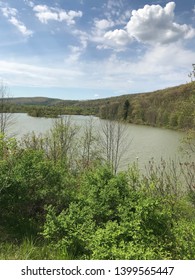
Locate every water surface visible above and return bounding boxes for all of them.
[10,113,190,170]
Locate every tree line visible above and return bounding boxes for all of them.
[1,81,195,131]
[98,82,195,130]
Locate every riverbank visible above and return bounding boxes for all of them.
[4,81,195,131]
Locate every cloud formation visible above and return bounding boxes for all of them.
[1,6,17,17]
[104,29,131,47]
[94,19,114,30]
[126,2,195,44]
[103,2,195,47]
[0,3,33,36]
[0,0,195,98]
[9,17,33,36]
[33,5,82,25]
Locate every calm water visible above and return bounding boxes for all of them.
[9,113,190,170]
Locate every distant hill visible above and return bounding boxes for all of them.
[9,96,79,106]
[72,82,195,130]
[6,82,195,129]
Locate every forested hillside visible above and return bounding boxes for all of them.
[83,82,195,130]
[8,82,195,130]
[9,97,64,106]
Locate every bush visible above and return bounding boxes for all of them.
[42,165,190,259]
[0,147,76,239]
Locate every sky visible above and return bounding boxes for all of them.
[0,0,195,100]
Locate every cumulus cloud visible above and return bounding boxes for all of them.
[102,2,195,48]
[91,18,131,50]
[81,1,129,50]
[126,2,195,44]
[104,29,132,46]
[94,19,114,30]
[33,5,82,25]
[0,3,33,37]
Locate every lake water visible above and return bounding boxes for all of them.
[9,113,192,170]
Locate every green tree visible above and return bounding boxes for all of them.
[123,99,130,120]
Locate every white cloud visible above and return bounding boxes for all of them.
[0,1,194,94]
[1,6,17,17]
[1,41,195,93]
[33,5,82,25]
[0,60,84,88]
[0,4,33,37]
[134,43,194,76]
[101,2,195,48]
[67,45,83,62]
[9,17,33,36]
[126,2,195,44]
[104,29,132,46]
[33,5,58,23]
[59,10,83,25]
[79,1,129,51]
[85,43,195,91]
[90,17,130,50]
[94,19,114,30]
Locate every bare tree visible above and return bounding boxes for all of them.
[19,116,80,169]
[45,116,79,166]
[99,119,130,174]
[188,64,195,82]
[79,116,101,168]
[0,82,14,135]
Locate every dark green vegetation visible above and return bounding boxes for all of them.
[7,97,81,118]
[0,117,195,260]
[6,82,195,130]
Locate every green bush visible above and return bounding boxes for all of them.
[0,147,76,239]
[1,134,195,260]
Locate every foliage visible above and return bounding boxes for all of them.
[6,81,195,131]
[1,123,195,260]
[0,140,77,239]
[42,165,195,260]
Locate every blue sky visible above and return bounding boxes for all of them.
[0,0,195,100]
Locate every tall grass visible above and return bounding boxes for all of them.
[0,238,72,260]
